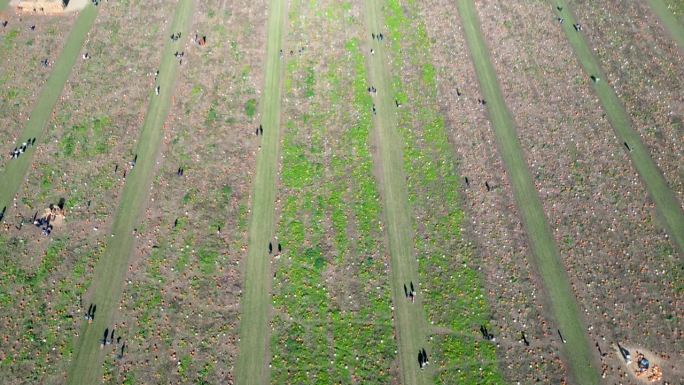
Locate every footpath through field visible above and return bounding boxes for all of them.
[233,0,286,384]
[0,4,98,216]
[455,1,601,384]
[64,1,194,384]
[551,1,684,253]
[362,1,430,385]
[648,0,684,49]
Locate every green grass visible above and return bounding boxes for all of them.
[457,1,600,384]
[551,0,684,253]
[362,1,432,384]
[234,0,287,383]
[59,116,112,157]
[269,26,396,383]
[648,0,684,49]
[244,98,257,117]
[0,4,98,214]
[382,0,503,383]
[0,234,100,380]
[64,1,195,384]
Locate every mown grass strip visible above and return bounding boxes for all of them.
[234,0,287,383]
[551,0,684,253]
[648,0,684,49]
[64,1,194,383]
[0,4,98,214]
[456,1,600,384]
[362,1,430,385]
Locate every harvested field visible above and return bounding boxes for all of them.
[0,12,75,166]
[0,0,681,384]
[268,0,398,383]
[417,0,568,382]
[84,0,267,383]
[568,0,684,205]
[0,0,175,382]
[471,0,682,382]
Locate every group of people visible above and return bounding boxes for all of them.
[268,241,282,254]
[479,324,495,341]
[417,348,429,369]
[8,138,36,159]
[100,327,119,346]
[100,326,127,359]
[173,50,185,64]
[31,200,64,236]
[111,154,137,179]
[33,212,54,236]
[84,303,97,322]
[84,303,127,358]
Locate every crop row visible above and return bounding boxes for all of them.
[383,0,504,383]
[270,0,397,383]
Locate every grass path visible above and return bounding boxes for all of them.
[648,0,684,49]
[362,2,430,385]
[551,1,684,253]
[0,4,98,215]
[233,0,286,383]
[0,0,8,11]
[64,1,194,384]
[455,1,601,384]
